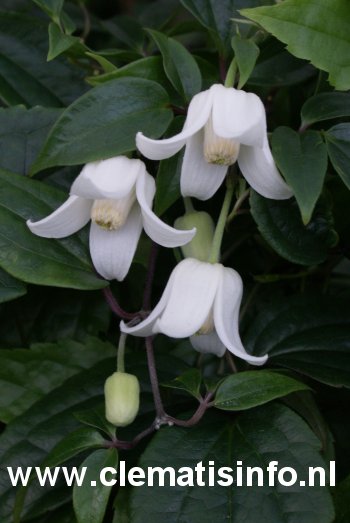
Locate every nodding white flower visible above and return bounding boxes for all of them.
[121,258,267,366]
[136,84,292,201]
[27,156,195,281]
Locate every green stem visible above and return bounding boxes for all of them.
[227,187,250,223]
[117,333,127,373]
[183,197,194,213]
[208,181,235,263]
[224,58,237,88]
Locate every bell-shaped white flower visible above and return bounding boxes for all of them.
[27,156,195,281]
[121,258,267,366]
[136,84,292,201]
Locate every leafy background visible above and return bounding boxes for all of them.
[0,0,350,522]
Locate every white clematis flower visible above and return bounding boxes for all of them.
[121,258,267,366]
[136,84,292,201]
[27,156,196,281]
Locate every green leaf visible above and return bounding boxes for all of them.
[85,51,117,74]
[43,428,106,468]
[87,56,170,86]
[180,0,273,53]
[162,369,202,399]
[147,29,202,101]
[0,106,61,175]
[244,293,350,388]
[32,78,173,172]
[271,127,328,224]
[301,92,350,128]
[241,0,350,91]
[214,370,308,411]
[0,288,109,348]
[231,34,259,89]
[73,449,118,523]
[100,15,144,53]
[250,191,338,265]
[33,0,64,23]
[0,169,106,289]
[154,116,184,215]
[0,337,115,423]
[249,39,315,87]
[74,407,116,439]
[0,357,115,523]
[325,123,350,189]
[47,23,85,61]
[0,349,187,523]
[130,405,334,523]
[0,268,26,304]
[0,12,87,107]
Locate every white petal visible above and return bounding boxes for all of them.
[27,195,92,238]
[238,138,293,200]
[136,171,196,247]
[136,88,215,160]
[214,267,268,365]
[71,157,143,199]
[211,85,266,147]
[120,265,178,336]
[89,204,143,281]
[181,129,228,200]
[190,331,226,357]
[154,258,222,338]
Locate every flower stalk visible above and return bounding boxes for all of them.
[224,58,237,88]
[208,178,235,263]
[117,333,127,373]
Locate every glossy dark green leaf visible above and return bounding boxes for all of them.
[74,406,116,439]
[32,78,173,172]
[301,92,350,128]
[100,15,144,53]
[249,39,315,87]
[181,0,234,49]
[250,191,338,265]
[0,337,114,423]
[271,127,328,224]
[162,368,202,399]
[0,106,61,175]
[324,123,350,189]
[0,169,106,289]
[242,0,350,90]
[180,0,273,52]
[0,268,26,304]
[214,370,308,411]
[0,11,87,107]
[0,288,109,348]
[130,405,334,523]
[244,293,350,387]
[0,357,115,523]
[147,29,202,101]
[73,449,118,523]
[154,116,184,215]
[231,34,259,89]
[43,428,106,468]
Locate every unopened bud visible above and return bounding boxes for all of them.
[104,372,140,427]
[175,211,215,261]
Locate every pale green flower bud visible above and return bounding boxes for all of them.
[104,372,140,427]
[175,211,215,261]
